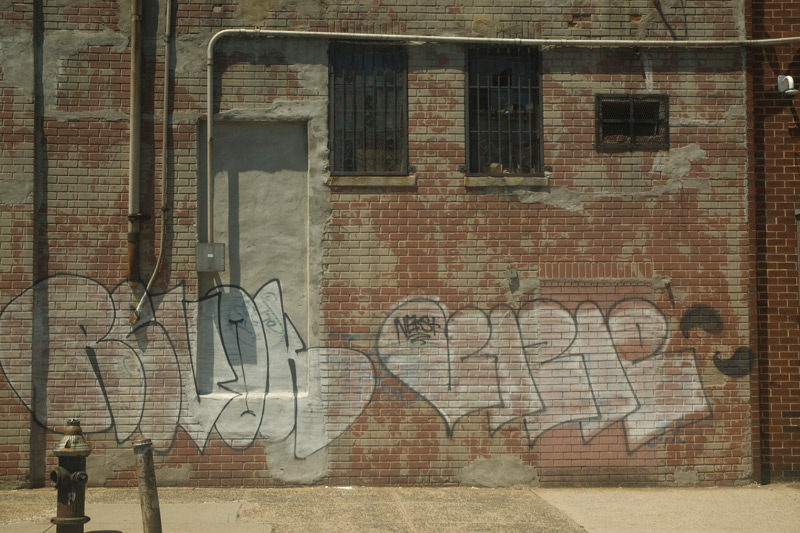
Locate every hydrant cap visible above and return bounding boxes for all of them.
[53,419,92,457]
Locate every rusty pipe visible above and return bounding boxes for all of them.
[127,0,142,310]
[132,0,173,324]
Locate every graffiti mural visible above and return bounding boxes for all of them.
[0,275,752,459]
[377,296,746,452]
[0,274,375,457]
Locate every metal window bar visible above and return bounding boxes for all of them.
[518,73,523,172]
[374,56,379,172]
[355,51,364,170]
[596,94,668,150]
[330,44,407,175]
[527,67,533,173]
[467,47,540,176]
[394,52,402,171]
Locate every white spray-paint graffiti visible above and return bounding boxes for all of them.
[0,274,375,457]
[0,275,752,457]
[378,297,721,452]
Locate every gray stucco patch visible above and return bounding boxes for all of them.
[516,186,585,212]
[458,458,540,487]
[0,179,33,204]
[155,463,194,486]
[42,30,128,116]
[175,34,210,77]
[651,143,707,179]
[267,438,327,484]
[0,29,34,95]
[674,469,699,485]
[87,448,135,485]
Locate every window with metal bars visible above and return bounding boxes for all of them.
[595,94,669,151]
[467,47,542,176]
[329,43,407,175]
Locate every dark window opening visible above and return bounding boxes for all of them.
[596,94,669,151]
[467,47,542,176]
[329,43,407,175]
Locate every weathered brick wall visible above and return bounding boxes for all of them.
[0,0,757,488]
[750,0,800,483]
[321,43,751,486]
[0,0,37,488]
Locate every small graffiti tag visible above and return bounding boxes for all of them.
[394,314,442,345]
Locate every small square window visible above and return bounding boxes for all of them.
[596,94,669,151]
[466,47,543,176]
[329,43,407,175]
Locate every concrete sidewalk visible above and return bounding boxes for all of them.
[1,483,798,532]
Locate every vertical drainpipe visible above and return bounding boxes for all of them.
[197,33,226,277]
[206,40,214,245]
[30,0,46,488]
[131,0,173,323]
[128,0,142,303]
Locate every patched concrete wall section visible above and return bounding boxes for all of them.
[267,437,328,484]
[674,470,700,486]
[458,458,540,488]
[208,120,311,332]
[0,29,34,95]
[198,99,330,345]
[651,144,707,180]
[154,463,194,486]
[87,448,135,486]
[0,179,33,204]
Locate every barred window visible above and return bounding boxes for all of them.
[596,94,669,151]
[329,43,407,175]
[467,47,542,176]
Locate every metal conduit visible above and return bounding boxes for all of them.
[131,0,173,324]
[127,0,142,295]
[204,28,800,248]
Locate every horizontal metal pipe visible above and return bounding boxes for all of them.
[209,28,800,50]
[205,27,800,249]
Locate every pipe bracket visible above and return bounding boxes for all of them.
[128,212,151,221]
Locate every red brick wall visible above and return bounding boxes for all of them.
[320,43,751,486]
[0,0,36,488]
[0,0,758,487]
[750,0,800,483]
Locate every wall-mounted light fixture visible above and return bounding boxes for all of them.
[778,75,800,95]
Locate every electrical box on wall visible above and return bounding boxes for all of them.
[196,242,225,272]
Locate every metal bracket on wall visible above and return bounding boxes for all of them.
[196,242,225,272]
[127,212,151,221]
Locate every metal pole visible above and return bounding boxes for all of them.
[131,0,173,323]
[133,439,162,533]
[127,0,142,322]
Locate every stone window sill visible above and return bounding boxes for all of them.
[464,175,549,188]
[326,175,417,187]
